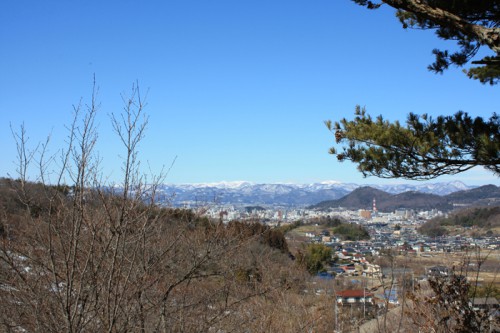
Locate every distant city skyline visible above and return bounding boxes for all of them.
[1,1,498,186]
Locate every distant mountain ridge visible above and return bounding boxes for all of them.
[154,181,483,207]
[309,185,500,212]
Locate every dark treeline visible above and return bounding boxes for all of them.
[419,206,500,237]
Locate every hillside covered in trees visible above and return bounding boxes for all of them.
[310,185,500,212]
[0,178,330,332]
[419,206,500,237]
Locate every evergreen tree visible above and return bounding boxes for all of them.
[351,0,500,84]
[327,107,500,179]
[298,243,332,275]
[328,2,500,180]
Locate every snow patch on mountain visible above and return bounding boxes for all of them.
[155,181,476,207]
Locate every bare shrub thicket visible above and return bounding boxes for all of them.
[355,247,500,333]
[0,83,315,332]
[405,248,499,333]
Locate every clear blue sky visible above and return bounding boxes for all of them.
[1,1,498,186]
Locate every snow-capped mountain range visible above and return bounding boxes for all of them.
[154,180,476,207]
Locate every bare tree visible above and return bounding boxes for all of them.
[0,82,305,333]
[405,248,498,333]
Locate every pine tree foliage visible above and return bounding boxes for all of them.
[352,0,500,84]
[326,106,500,180]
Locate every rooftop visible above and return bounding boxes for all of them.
[336,289,373,298]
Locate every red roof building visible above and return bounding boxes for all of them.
[336,289,374,305]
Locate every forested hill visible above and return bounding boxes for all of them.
[444,185,500,204]
[309,185,500,212]
[419,206,500,237]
